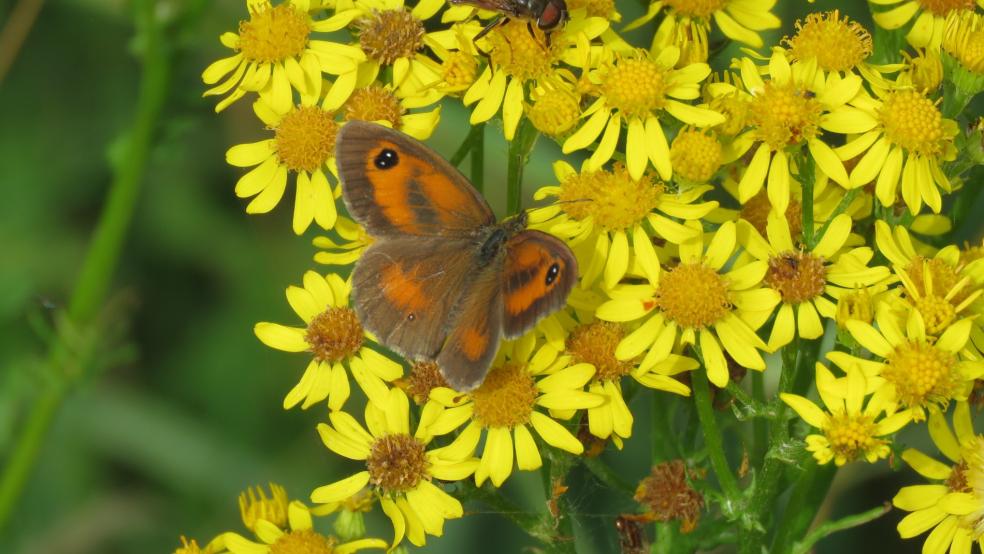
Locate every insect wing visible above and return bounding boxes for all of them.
[501,230,577,338]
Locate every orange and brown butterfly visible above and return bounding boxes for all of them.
[335,121,578,392]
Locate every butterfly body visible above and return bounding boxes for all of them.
[336,122,577,392]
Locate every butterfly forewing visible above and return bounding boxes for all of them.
[501,230,577,338]
[336,122,495,238]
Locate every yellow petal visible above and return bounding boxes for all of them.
[310,471,370,503]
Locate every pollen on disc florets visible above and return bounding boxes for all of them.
[270,528,336,554]
[634,460,704,533]
[879,90,949,157]
[366,434,429,492]
[600,53,670,119]
[345,85,405,129]
[471,362,538,428]
[740,191,804,239]
[442,51,478,89]
[824,412,886,464]
[567,0,615,18]
[906,256,964,302]
[528,87,581,137]
[357,9,425,65]
[912,294,957,336]
[749,82,823,150]
[558,164,665,231]
[708,89,750,137]
[883,341,960,417]
[670,128,723,183]
[784,10,872,72]
[238,3,311,63]
[239,483,289,532]
[566,321,634,382]
[663,0,725,18]
[305,307,364,362]
[488,20,562,81]
[402,360,450,405]
[764,251,827,304]
[275,106,339,173]
[655,263,732,329]
[836,288,875,327]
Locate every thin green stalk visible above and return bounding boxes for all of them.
[470,122,484,193]
[542,447,577,554]
[0,0,168,532]
[770,460,836,553]
[581,456,634,495]
[507,117,538,215]
[812,189,858,244]
[738,340,803,554]
[457,481,553,543]
[751,372,767,463]
[791,503,891,554]
[450,123,484,168]
[692,367,740,500]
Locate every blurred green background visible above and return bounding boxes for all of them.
[1,0,982,552]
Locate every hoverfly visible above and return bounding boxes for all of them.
[449,0,569,45]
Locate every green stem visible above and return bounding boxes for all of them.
[506,117,538,216]
[0,0,168,532]
[542,447,577,554]
[770,460,836,553]
[751,372,767,463]
[813,189,858,244]
[738,340,803,554]
[449,123,484,168]
[581,456,635,495]
[692,367,740,500]
[457,481,553,543]
[791,503,891,554]
[470,122,484,194]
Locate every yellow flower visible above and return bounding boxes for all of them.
[462,14,609,140]
[414,22,483,96]
[596,221,781,388]
[202,0,365,112]
[899,47,945,92]
[564,47,723,181]
[174,535,226,554]
[425,337,604,487]
[781,363,911,465]
[311,388,477,549]
[313,216,373,267]
[565,320,694,448]
[944,9,984,73]
[669,128,723,185]
[226,98,341,235]
[724,50,857,213]
[342,82,442,140]
[625,0,780,52]
[254,271,403,411]
[870,0,984,50]
[835,306,984,421]
[346,0,473,97]
[737,213,890,350]
[532,160,717,290]
[828,87,958,214]
[893,402,984,553]
[223,487,387,554]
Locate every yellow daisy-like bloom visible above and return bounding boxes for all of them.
[837,307,984,421]
[532,160,717,290]
[223,488,387,554]
[890,260,984,339]
[781,10,902,89]
[625,0,780,53]
[564,47,723,181]
[899,47,945,93]
[737,213,890,350]
[596,221,781,388]
[311,388,477,549]
[425,337,605,487]
[669,128,724,185]
[565,320,694,448]
[833,281,897,329]
[342,82,442,140]
[226,98,341,235]
[893,402,984,553]
[174,535,226,554]
[313,217,372,267]
[462,14,609,140]
[781,363,911,466]
[944,9,984,73]
[870,0,983,50]
[827,86,957,214]
[414,21,483,96]
[725,50,857,214]
[202,0,365,113]
[253,271,403,411]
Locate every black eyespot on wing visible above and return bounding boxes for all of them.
[374,148,399,169]
[545,262,560,285]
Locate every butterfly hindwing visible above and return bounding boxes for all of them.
[336,121,495,238]
[436,264,504,392]
[501,230,578,338]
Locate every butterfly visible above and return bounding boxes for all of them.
[336,121,578,392]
